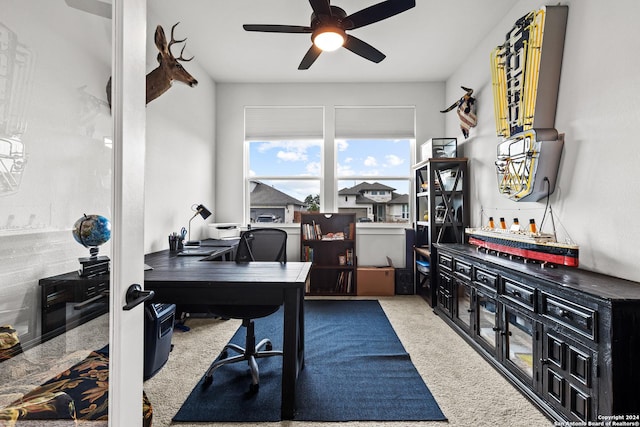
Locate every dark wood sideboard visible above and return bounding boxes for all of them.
[433,243,640,423]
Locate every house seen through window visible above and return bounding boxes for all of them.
[336,138,411,224]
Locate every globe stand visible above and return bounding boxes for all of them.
[78,247,110,277]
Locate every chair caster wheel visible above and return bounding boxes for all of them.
[202,376,213,387]
[249,383,259,394]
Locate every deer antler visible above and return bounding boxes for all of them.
[168,22,194,62]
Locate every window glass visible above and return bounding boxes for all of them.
[249,140,321,177]
[337,138,411,224]
[247,140,322,223]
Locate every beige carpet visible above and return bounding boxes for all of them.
[144,296,553,427]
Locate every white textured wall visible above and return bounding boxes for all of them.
[445,0,640,281]
[144,11,217,253]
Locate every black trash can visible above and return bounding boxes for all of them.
[144,303,176,380]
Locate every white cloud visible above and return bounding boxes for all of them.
[344,156,353,163]
[337,163,355,176]
[254,140,321,162]
[337,140,349,151]
[277,150,307,162]
[306,161,321,175]
[364,156,377,167]
[385,154,404,167]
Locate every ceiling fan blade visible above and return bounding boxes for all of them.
[309,0,332,17]
[65,0,111,19]
[343,35,386,63]
[243,24,312,33]
[344,0,415,30]
[298,45,323,70]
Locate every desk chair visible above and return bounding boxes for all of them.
[203,228,287,393]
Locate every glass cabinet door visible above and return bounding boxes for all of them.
[475,290,498,353]
[454,279,472,331]
[503,306,535,382]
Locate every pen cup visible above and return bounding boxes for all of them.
[169,235,178,252]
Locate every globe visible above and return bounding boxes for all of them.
[72,214,111,252]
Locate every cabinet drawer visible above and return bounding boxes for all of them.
[453,259,472,280]
[502,279,536,311]
[438,253,453,271]
[85,281,108,298]
[541,294,597,341]
[473,268,497,291]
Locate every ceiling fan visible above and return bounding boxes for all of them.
[243,0,416,70]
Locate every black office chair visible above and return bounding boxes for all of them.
[202,228,287,393]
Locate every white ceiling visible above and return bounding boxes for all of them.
[149,0,516,83]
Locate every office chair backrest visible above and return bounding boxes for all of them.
[235,228,287,263]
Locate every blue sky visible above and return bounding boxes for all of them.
[249,139,411,177]
[249,139,412,202]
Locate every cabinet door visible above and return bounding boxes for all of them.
[502,304,536,385]
[437,272,454,317]
[541,330,597,422]
[474,288,499,355]
[453,279,473,332]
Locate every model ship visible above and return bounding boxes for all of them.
[466,217,579,267]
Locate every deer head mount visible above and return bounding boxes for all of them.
[106,22,198,109]
[441,86,477,139]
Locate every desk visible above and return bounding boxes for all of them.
[144,250,312,419]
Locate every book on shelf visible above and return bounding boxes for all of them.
[302,245,314,262]
[302,221,323,240]
[335,270,353,293]
[345,248,354,266]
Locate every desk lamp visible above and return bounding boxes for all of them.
[185,203,212,246]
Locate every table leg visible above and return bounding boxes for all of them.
[281,287,303,419]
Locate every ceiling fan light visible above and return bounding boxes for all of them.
[313,30,345,52]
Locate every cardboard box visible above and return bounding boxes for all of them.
[357,266,395,296]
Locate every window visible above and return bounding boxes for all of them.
[335,107,414,224]
[247,143,322,224]
[245,106,415,225]
[245,107,323,224]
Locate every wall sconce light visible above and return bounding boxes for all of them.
[185,203,212,247]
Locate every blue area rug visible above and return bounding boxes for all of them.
[173,299,447,422]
